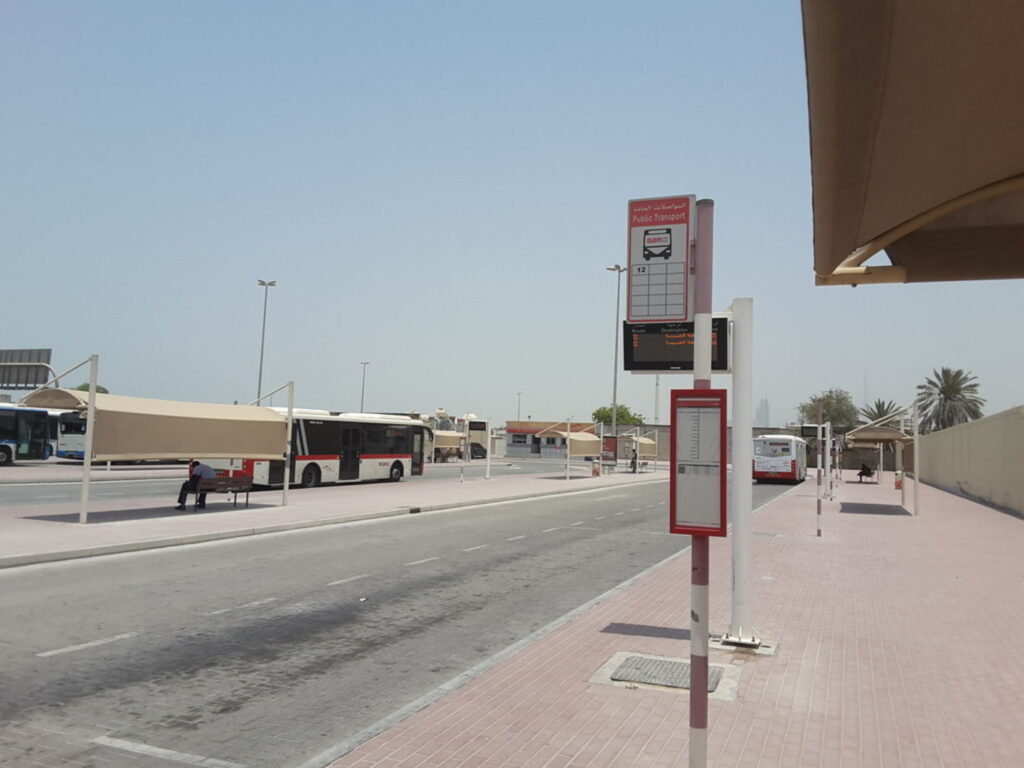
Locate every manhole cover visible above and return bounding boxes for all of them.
[611,655,722,692]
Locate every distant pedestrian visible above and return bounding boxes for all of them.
[176,460,216,510]
[630,449,638,474]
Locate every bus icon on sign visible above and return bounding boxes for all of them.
[643,228,672,260]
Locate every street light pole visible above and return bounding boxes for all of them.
[360,361,370,412]
[256,279,276,402]
[516,392,522,421]
[606,265,626,471]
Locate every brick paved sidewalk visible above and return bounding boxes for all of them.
[323,473,1024,768]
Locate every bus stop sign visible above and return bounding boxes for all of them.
[670,389,727,536]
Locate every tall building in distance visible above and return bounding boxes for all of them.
[754,397,771,428]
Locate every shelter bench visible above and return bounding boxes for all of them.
[639,461,650,472]
[857,466,875,482]
[192,476,253,510]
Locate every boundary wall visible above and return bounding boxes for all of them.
[920,406,1024,516]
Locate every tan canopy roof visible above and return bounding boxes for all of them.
[21,388,287,461]
[540,430,602,457]
[802,1,1024,285]
[845,424,911,445]
[623,435,658,457]
[433,430,464,449]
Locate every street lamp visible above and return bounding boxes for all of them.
[606,265,627,469]
[516,392,523,421]
[256,279,277,402]
[360,361,370,412]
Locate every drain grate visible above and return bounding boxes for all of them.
[611,655,722,692]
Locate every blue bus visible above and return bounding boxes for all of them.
[0,403,51,465]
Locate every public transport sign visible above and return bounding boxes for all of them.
[669,389,727,536]
[627,195,696,324]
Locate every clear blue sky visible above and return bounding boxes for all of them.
[3,1,1020,426]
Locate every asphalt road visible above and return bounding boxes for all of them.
[0,479,790,768]
[0,460,543,505]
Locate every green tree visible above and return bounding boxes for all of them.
[915,367,984,433]
[592,404,644,426]
[73,382,109,394]
[859,399,901,426]
[797,388,858,427]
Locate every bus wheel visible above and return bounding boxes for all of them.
[0,447,10,466]
[389,462,403,482]
[300,464,321,488]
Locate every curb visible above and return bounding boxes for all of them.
[0,476,667,570]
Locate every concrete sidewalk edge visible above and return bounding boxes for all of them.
[0,476,667,570]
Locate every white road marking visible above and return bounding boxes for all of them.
[595,515,606,520]
[404,557,440,566]
[461,545,489,552]
[613,512,625,516]
[93,735,246,767]
[327,573,372,586]
[541,527,560,533]
[570,521,584,526]
[631,507,642,512]
[37,632,138,658]
[240,597,277,609]
[506,535,527,541]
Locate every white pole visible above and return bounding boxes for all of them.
[824,422,833,499]
[78,354,98,524]
[913,401,920,515]
[816,407,823,537]
[726,298,756,645]
[565,419,571,480]
[485,419,492,479]
[282,381,294,507]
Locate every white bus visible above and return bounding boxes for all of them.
[56,409,88,459]
[753,434,808,483]
[209,409,432,488]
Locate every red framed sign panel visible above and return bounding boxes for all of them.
[669,389,728,536]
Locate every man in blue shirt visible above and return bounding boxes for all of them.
[175,460,217,510]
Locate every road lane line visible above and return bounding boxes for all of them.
[37,632,138,658]
[461,545,489,552]
[541,527,560,533]
[92,736,246,767]
[506,535,527,541]
[570,521,584,526]
[404,557,440,566]
[240,597,277,609]
[595,515,606,520]
[328,573,372,586]
[631,507,642,512]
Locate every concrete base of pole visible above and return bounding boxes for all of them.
[720,633,762,649]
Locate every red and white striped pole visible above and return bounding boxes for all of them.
[690,199,714,767]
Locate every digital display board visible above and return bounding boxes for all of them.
[623,317,730,372]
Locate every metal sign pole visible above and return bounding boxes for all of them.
[689,198,715,768]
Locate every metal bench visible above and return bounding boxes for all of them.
[193,476,253,510]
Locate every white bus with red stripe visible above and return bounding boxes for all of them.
[208,409,431,488]
[752,434,807,483]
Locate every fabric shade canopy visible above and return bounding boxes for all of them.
[21,388,287,461]
[542,430,602,457]
[802,1,1024,285]
[433,430,464,449]
[844,424,912,448]
[623,435,658,457]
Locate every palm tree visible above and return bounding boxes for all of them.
[915,367,985,433]
[859,399,901,426]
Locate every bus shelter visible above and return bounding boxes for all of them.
[844,423,913,484]
[620,430,658,471]
[535,423,602,479]
[21,387,288,522]
[431,430,465,462]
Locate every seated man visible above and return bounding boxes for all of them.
[857,463,874,482]
[175,460,217,510]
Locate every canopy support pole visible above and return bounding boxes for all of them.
[79,355,99,525]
